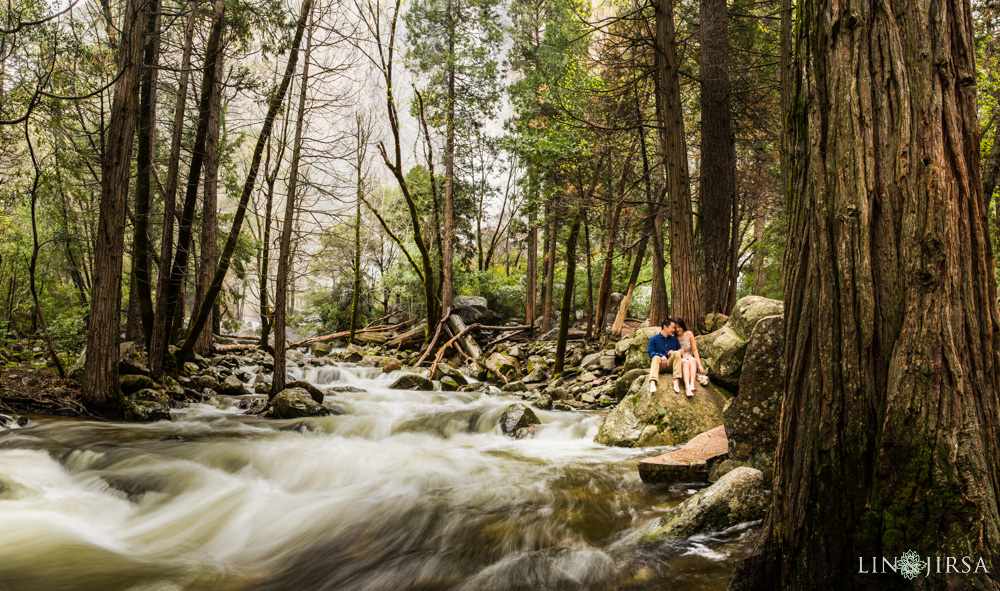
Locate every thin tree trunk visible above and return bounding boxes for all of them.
[441,0,456,312]
[150,4,196,371]
[24,125,65,377]
[778,0,791,194]
[259,106,291,350]
[272,16,312,397]
[151,0,226,377]
[176,0,313,369]
[612,229,650,336]
[731,0,1000,587]
[349,116,367,343]
[525,200,538,327]
[553,210,582,376]
[82,0,144,411]
[194,35,225,356]
[697,0,737,316]
[541,204,557,333]
[654,0,699,330]
[751,194,766,295]
[583,211,594,339]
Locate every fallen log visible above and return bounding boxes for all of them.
[428,322,480,379]
[477,324,533,332]
[416,308,451,367]
[446,314,481,359]
[289,321,409,348]
[386,322,427,348]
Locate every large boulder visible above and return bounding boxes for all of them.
[271,387,330,419]
[641,467,767,541]
[595,374,728,447]
[695,296,783,390]
[123,389,172,422]
[218,375,247,396]
[388,373,434,391]
[723,315,784,479]
[615,368,647,400]
[638,426,729,483]
[621,327,661,371]
[451,295,498,324]
[499,403,540,437]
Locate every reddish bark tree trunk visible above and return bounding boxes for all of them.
[731,1,1000,588]
[653,0,699,329]
[83,0,145,411]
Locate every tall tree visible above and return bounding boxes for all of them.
[194,31,226,356]
[150,0,227,377]
[272,10,313,397]
[82,0,145,411]
[654,0,699,329]
[697,0,738,315]
[404,0,503,313]
[176,0,314,368]
[731,0,1000,587]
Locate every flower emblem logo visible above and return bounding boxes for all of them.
[896,550,923,580]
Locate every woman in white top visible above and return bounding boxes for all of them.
[672,318,705,397]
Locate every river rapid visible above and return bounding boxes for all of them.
[0,362,754,591]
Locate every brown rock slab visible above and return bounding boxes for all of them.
[638,425,728,483]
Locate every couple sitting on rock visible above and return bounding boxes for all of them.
[647,317,705,397]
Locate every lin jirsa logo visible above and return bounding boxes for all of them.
[859,550,989,579]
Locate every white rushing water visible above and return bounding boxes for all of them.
[0,363,753,591]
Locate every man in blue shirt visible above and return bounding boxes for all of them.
[647,318,680,393]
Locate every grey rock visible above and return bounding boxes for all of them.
[696,296,784,390]
[642,467,766,541]
[440,376,460,391]
[389,373,434,391]
[271,387,331,419]
[580,352,603,371]
[615,368,648,400]
[723,315,784,480]
[218,375,247,396]
[285,380,326,404]
[534,394,553,410]
[501,381,527,393]
[499,403,541,436]
[21,377,38,387]
[523,368,547,384]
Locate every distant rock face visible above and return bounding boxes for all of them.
[595,374,728,447]
[642,467,767,541]
[723,314,784,480]
[499,403,540,436]
[696,296,784,390]
[388,373,434,391]
[271,387,330,419]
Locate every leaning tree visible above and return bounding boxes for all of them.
[731,0,1000,589]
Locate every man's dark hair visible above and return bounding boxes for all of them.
[661,318,674,329]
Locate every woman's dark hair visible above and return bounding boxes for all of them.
[673,317,687,332]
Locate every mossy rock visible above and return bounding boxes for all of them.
[595,375,728,447]
[642,467,766,541]
[119,374,157,395]
[123,389,172,422]
[271,387,330,419]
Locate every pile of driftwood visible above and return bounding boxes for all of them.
[288,311,535,373]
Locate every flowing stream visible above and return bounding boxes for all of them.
[0,362,754,591]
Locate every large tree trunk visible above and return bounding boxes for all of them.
[696,0,737,316]
[194,37,225,356]
[83,0,144,411]
[150,0,226,377]
[730,1,1000,588]
[272,14,312,397]
[131,0,161,348]
[150,4,196,370]
[654,0,699,330]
